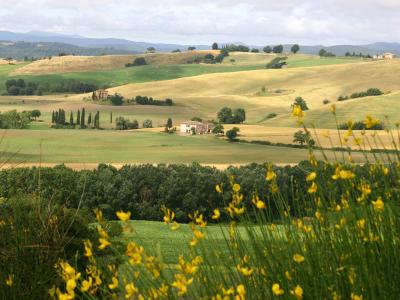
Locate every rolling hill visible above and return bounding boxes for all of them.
[1,30,399,57]
[10,50,220,75]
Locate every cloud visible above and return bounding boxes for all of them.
[0,0,398,45]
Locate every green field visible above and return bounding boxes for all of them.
[0,128,363,165]
[0,54,398,165]
[0,63,267,94]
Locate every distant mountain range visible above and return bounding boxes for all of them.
[0,30,399,59]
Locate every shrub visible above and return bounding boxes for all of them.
[226,127,240,141]
[266,57,287,69]
[126,57,147,67]
[323,99,330,104]
[143,119,153,128]
[0,196,95,299]
[109,93,124,106]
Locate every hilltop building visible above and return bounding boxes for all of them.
[92,89,109,100]
[180,121,214,134]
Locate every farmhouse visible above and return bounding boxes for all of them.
[180,121,214,134]
[373,53,397,60]
[92,89,109,100]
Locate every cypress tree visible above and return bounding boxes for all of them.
[51,111,55,123]
[88,112,92,127]
[96,111,100,129]
[58,109,62,124]
[77,110,81,125]
[69,111,74,125]
[55,111,59,124]
[110,112,113,123]
[81,108,85,128]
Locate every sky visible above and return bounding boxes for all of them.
[0,0,399,45]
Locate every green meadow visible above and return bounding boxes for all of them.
[0,128,367,165]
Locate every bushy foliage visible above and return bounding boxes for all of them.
[217,107,246,124]
[319,49,336,57]
[115,116,139,130]
[222,44,250,52]
[125,57,147,67]
[0,110,32,129]
[272,44,284,53]
[226,127,240,141]
[108,93,123,106]
[265,57,287,69]
[134,95,173,106]
[0,196,96,299]
[338,88,383,101]
[338,121,384,130]
[142,119,153,128]
[291,97,309,111]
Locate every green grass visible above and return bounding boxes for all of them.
[0,129,370,165]
[286,56,363,68]
[0,64,266,94]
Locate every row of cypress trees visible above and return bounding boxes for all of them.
[51,108,100,129]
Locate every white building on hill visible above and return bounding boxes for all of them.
[373,53,397,60]
[180,121,214,134]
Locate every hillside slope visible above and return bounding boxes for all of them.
[11,50,220,75]
[102,59,400,124]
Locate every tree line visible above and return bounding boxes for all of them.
[0,161,393,222]
[4,79,99,96]
[106,93,174,106]
[51,108,100,129]
[212,42,301,54]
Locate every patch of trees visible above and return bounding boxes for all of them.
[319,49,336,57]
[338,88,383,101]
[0,110,32,129]
[263,46,272,53]
[125,57,147,67]
[0,161,392,222]
[4,79,99,95]
[217,107,246,124]
[345,52,372,58]
[107,94,174,106]
[187,50,228,64]
[5,79,39,96]
[262,45,284,54]
[338,121,384,130]
[135,96,173,106]
[52,108,100,129]
[115,117,139,130]
[221,44,250,52]
[266,57,287,69]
